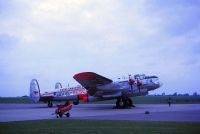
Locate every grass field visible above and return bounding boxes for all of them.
[0,120,200,134]
[0,97,32,104]
[0,96,200,104]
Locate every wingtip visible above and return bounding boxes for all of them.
[73,72,96,80]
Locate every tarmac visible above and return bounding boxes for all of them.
[0,103,200,122]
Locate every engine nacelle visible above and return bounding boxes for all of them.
[79,93,88,103]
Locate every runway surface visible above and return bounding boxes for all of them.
[0,104,200,122]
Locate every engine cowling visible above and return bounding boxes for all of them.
[79,93,89,103]
[129,79,135,85]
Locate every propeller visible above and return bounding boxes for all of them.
[129,75,135,94]
[137,79,142,93]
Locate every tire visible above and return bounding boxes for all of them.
[116,98,122,108]
[123,101,127,108]
[116,97,132,108]
[59,113,63,118]
[127,98,133,106]
[66,113,70,117]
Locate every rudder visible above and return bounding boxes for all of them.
[30,79,40,103]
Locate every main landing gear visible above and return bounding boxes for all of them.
[115,97,135,109]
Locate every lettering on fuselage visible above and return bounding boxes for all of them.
[54,86,86,97]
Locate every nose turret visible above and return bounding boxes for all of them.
[146,76,162,91]
[152,76,162,89]
[158,81,163,88]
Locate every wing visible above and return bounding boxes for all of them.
[73,72,113,96]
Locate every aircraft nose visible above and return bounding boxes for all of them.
[153,78,163,88]
[158,81,163,87]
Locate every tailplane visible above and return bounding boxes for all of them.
[30,79,40,103]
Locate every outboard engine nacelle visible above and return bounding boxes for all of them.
[30,79,40,103]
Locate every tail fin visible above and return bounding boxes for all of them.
[55,82,62,89]
[30,79,40,103]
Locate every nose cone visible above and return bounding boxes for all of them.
[152,77,163,89]
[159,81,163,87]
[154,80,163,89]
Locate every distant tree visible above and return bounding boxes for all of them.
[173,92,177,96]
[162,92,165,96]
[183,93,189,96]
[193,92,198,96]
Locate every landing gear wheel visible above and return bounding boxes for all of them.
[122,98,128,108]
[127,98,134,107]
[116,98,123,108]
[66,113,70,117]
[115,97,134,109]
[59,113,63,118]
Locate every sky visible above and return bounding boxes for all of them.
[0,0,200,97]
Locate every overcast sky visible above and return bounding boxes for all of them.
[0,0,200,97]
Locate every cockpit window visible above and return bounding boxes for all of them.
[134,74,146,80]
[145,76,158,79]
[134,74,158,80]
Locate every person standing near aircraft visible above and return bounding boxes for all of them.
[168,97,172,107]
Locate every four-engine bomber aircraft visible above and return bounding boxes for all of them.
[30,72,162,108]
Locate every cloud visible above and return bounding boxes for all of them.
[0,0,200,96]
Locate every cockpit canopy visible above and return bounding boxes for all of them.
[134,74,158,80]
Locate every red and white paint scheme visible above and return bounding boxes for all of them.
[30,72,162,108]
